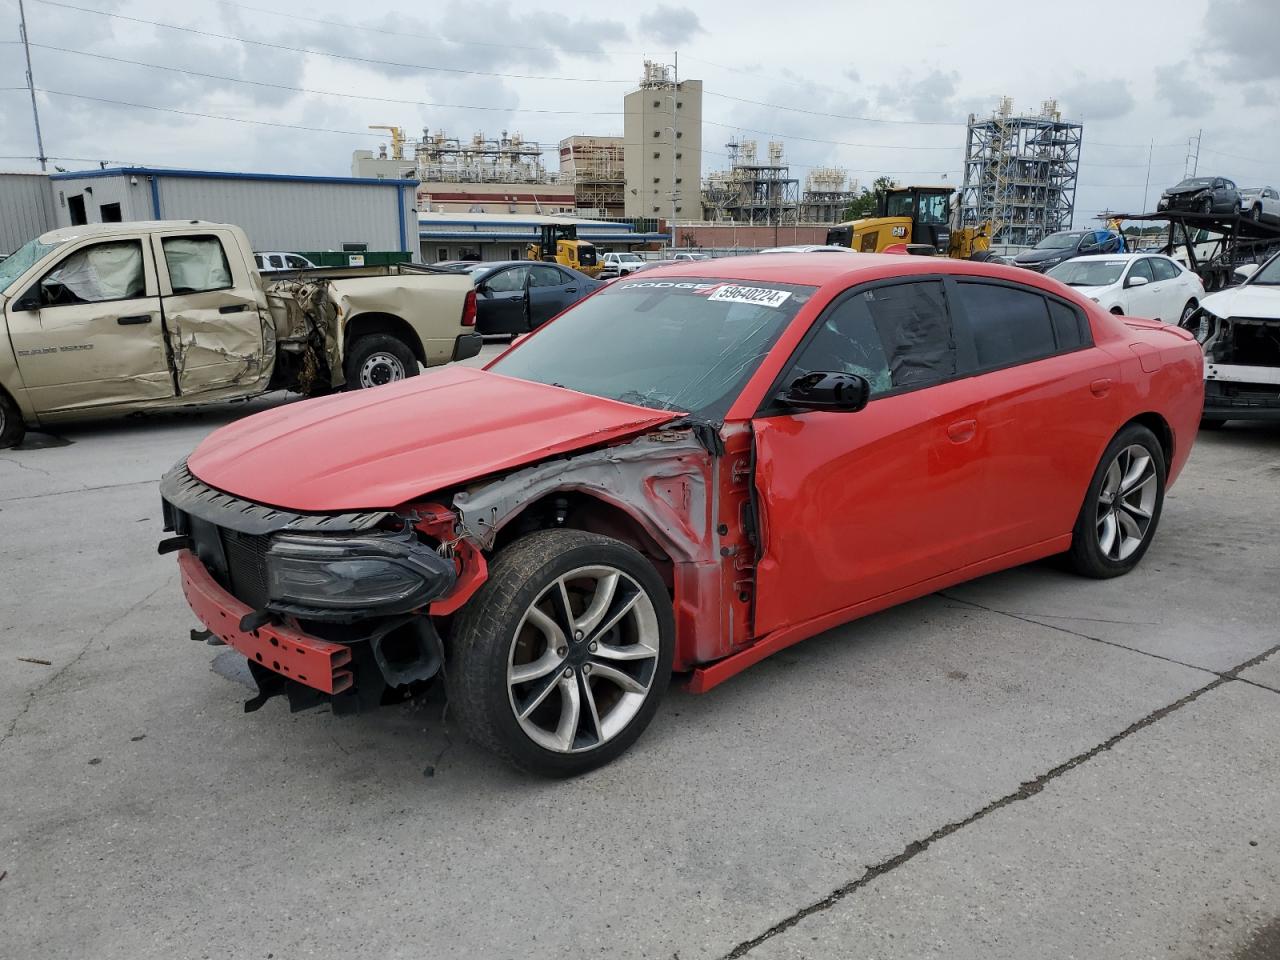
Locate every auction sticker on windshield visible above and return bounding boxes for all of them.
[707,284,793,308]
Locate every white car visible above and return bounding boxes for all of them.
[670,252,711,261]
[1192,256,1280,425]
[255,252,317,272]
[1240,186,1280,225]
[1047,253,1204,325]
[758,244,858,254]
[600,251,646,276]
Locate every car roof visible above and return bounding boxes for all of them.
[624,251,1074,289]
[39,220,229,243]
[1066,253,1168,263]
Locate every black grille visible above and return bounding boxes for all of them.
[220,529,272,611]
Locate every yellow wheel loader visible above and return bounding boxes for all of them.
[826,186,995,260]
[525,220,604,277]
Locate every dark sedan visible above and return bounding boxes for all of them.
[1012,229,1123,273]
[451,261,604,336]
[1158,176,1240,215]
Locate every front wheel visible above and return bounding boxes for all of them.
[344,334,419,390]
[1179,300,1198,326]
[447,529,674,776]
[1251,205,1262,222]
[1067,424,1166,579]
[1200,197,1212,214]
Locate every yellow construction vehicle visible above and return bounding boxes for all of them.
[826,185,996,259]
[526,220,604,277]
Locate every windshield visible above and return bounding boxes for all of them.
[488,277,815,419]
[1177,178,1213,189]
[1249,253,1280,286]
[1035,231,1087,250]
[0,237,63,294]
[1047,259,1127,287]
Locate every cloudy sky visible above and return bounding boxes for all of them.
[1,0,1274,225]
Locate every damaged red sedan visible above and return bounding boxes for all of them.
[160,255,1205,775]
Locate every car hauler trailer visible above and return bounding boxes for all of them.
[1114,208,1280,292]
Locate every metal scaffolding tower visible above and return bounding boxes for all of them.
[702,139,801,224]
[960,98,1082,248]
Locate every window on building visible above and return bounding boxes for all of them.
[39,240,146,306]
[653,100,660,107]
[676,101,683,108]
[676,131,683,138]
[653,152,661,160]
[510,247,522,260]
[652,206,660,213]
[342,242,368,253]
[67,194,87,226]
[654,177,661,184]
[437,249,451,261]
[161,235,233,294]
[676,153,683,160]
[675,177,683,184]
[99,202,123,223]
[653,130,661,138]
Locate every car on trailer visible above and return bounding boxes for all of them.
[1239,186,1280,225]
[1158,177,1241,215]
[161,254,1205,776]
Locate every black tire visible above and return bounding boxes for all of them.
[1200,197,1212,214]
[1251,204,1262,222]
[1179,299,1198,327]
[343,334,419,390]
[1200,418,1227,430]
[0,389,25,449]
[1067,423,1166,579]
[1234,200,1242,217]
[447,529,674,777]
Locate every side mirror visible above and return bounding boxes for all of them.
[14,288,41,312]
[474,281,489,295]
[1126,274,1149,288]
[1234,263,1259,281]
[778,372,870,413]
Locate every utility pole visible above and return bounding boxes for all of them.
[670,51,679,250]
[1141,139,1153,213]
[1184,130,1201,179]
[17,0,47,171]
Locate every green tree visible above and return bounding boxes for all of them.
[842,176,896,221]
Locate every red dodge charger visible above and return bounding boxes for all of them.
[160,254,1205,775]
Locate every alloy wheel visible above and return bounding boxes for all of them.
[1180,301,1197,325]
[358,352,407,388]
[506,565,660,754]
[1096,444,1158,562]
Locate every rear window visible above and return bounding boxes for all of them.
[489,278,815,419]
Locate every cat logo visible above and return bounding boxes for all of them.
[891,225,908,238]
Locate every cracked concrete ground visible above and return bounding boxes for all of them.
[1,357,1278,960]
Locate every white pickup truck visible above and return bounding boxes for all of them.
[0,220,481,447]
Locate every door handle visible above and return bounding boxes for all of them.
[117,315,152,325]
[946,419,977,443]
[565,287,577,293]
[1090,377,1113,397]
[218,303,248,314]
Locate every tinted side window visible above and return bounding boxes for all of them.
[790,280,955,395]
[1048,300,1089,350]
[162,235,232,293]
[1150,257,1179,282]
[529,265,563,288]
[955,281,1056,369]
[1129,259,1155,283]
[40,240,146,306]
[485,266,529,293]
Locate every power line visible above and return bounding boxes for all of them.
[25,42,626,116]
[704,89,966,127]
[28,0,633,83]
[211,0,646,59]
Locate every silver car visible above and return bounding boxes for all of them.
[1240,186,1280,224]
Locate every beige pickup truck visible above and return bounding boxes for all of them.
[0,220,480,447]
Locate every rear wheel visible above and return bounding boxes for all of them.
[0,390,25,449]
[344,334,418,390]
[447,529,674,776]
[1067,424,1166,579]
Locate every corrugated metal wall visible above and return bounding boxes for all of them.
[0,173,56,255]
[155,177,411,253]
[48,171,415,257]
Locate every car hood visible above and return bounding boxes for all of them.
[1201,284,1280,320]
[186,367,683,512]
[1068,283,1116,300]
[1014,248,1069,264]
[1164,183,1211,196]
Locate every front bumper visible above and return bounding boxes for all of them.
[179,549,354,695]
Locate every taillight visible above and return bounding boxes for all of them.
[462,289,476,326]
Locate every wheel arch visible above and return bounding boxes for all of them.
[1123,412,1174,477]
[488,490,677,591]
[343,311,426,366]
